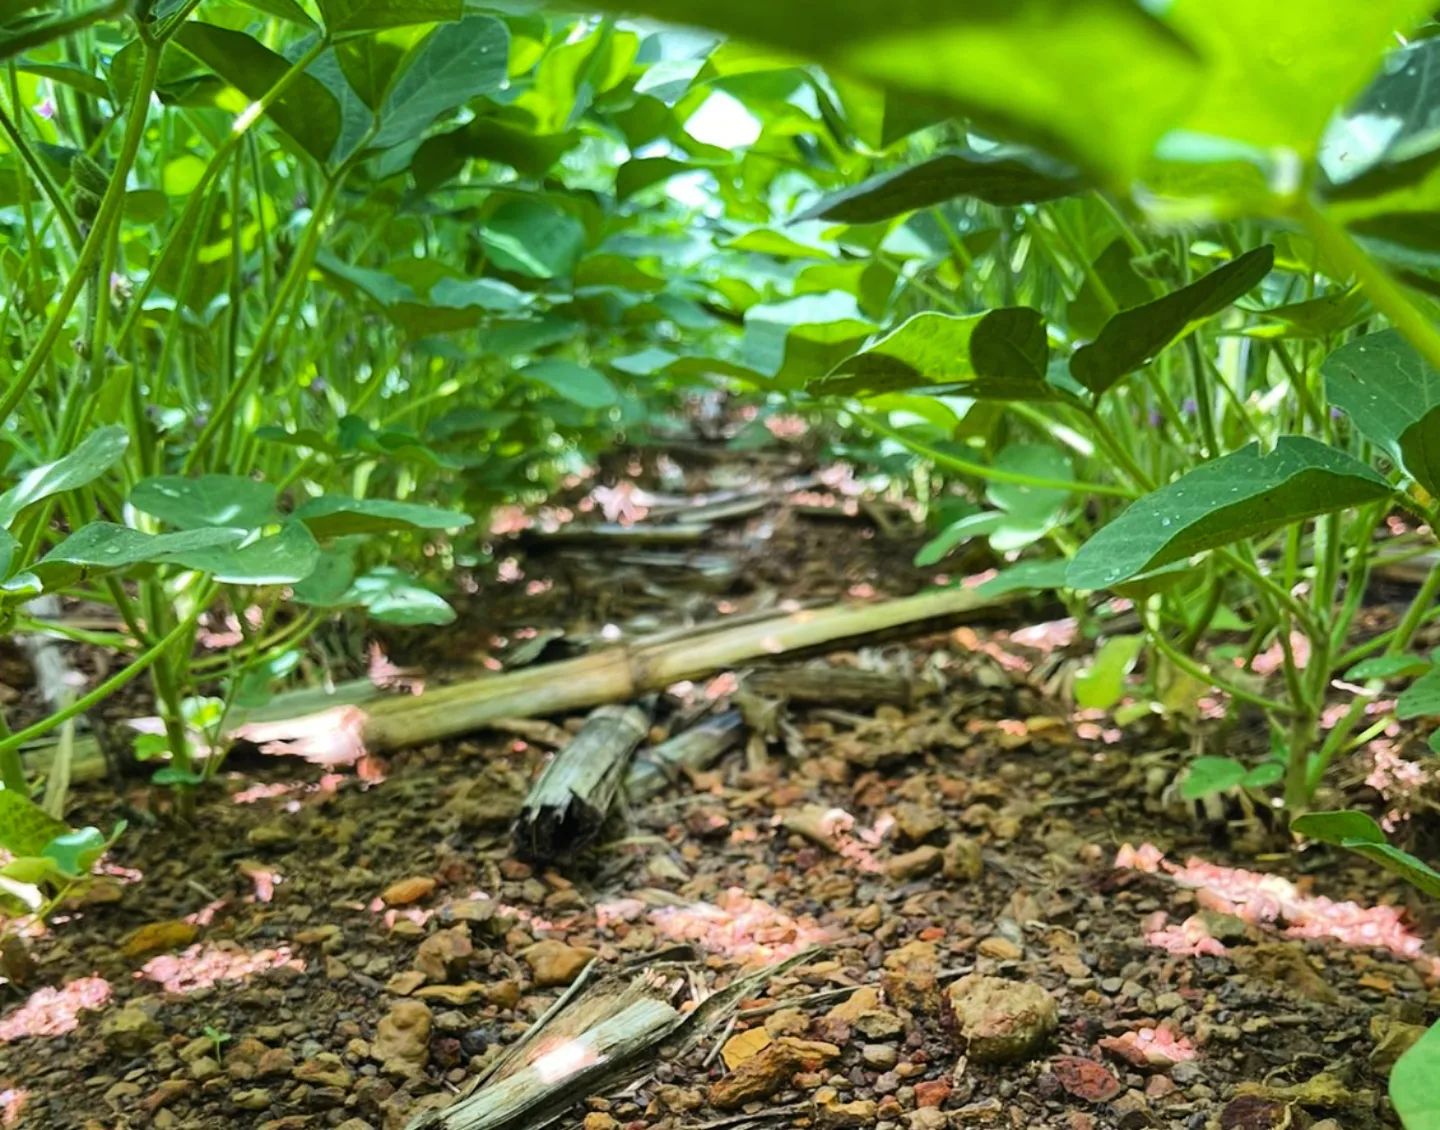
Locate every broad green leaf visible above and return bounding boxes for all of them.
[1071,246,1274,394]
[986,444,1074,552]
[1344,653,1431,681]
[130,474,279,530]
[318,0,460,34]
[478,199,586,279]
[522,360,619,409]
[15,59,107,99]
[333,25,431,111]
[1246,290,1369,340]
[1074,633,1143,710]
[0,788,67,858]
[170,521,320,585]
[818,308,1051,399]
[585,0,1202,182]
[616,156,702,200]
[0,426,128,528]
[347,567,455,625]
[1180,756,1248,800]
[174,24,341,165]
[1392,1023,1440,1130]
[291,544,358,606]
[43,826,109,878]
[743,293,876,388]
[293,496,473,537]
[316,251,526,335]
[796,148,1083,224]
[1322,330,1440,464]
[1292,810,1440,899]
[37,524,246,583]
[1397,667,1440,719]
[1067,437,1392,589]
[371,17,509,149]
[975,558,1071,596]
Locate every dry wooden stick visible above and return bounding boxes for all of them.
[745,664,916,708]
[624,710,744,802]
[355,585,1010,753]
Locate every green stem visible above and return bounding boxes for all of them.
[855,410,1134,498]
[1295,196,1440,374]
[0,41,160,428]
[0,606,204,756]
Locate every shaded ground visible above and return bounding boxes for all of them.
[0,435,1436,1130]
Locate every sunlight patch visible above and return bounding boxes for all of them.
[0,975,111,1042]
[139,943,303,993]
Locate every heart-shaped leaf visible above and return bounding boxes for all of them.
[346,567,455,625]
[819,308,1050,399]
[171,521,320,585]
[1067,437,1391,589]
[1391,1022,1440,1130]
[131,474,279,530]
[37,524,246,584]
[0,789,67,858]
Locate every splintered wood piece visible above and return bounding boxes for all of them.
[745,664,915,708]
[410,977,685,1130]
[513,704,650,861]
[624,710,745,802]
[358,585,1011,753]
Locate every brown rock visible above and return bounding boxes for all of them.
[414,925,472,982]
[764,1008,811,1037]
[256,1047,295,1079]
[883,940,941,1013]
[381,876,437,906]
[1220,1096,1290,1129]
[1231,943,1338,1005]
[521,939,596,987]
[914,1079,951,1108]
[886,845,942,882]
[721,1027,773,1070]
[142,1080,193,1114]
[708,1037,840,1109]
[947,974,1057,1063]
[1051,1055,1121,1102]
[583,1115,620,1130]
[942,836,984,881]
[372,1000,431,1075]
[894,803,946,844]
[100,1005,163,1055]
[977,936,1023,961]
[293,1054,352,1088]
[120,920,199,960]
[908,1110,947,1130]
[817,1096,878,1127]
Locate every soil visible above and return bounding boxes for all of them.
[0,435,1436,1130]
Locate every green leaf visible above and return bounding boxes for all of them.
[293,496,473,537]
[913,502,982,567]
[478,198,586,279]
[583,0,1202,182]
[0,426,128,529]
[347,567,455,625]
[1344,653,1432,681]
[371,17,509,149]
[1162,0,1434,163]
[0,788,67,858]
[1067,239,1154,341]
[1292,810,1440,899]
[290,543,358,606]
[318,0,460,34]
[1067,437,1393,589]
[1074,633,1143,710]
[1323,330,1440,465]
[1392,1022,1440,1130]
[985,444,1073,552]
[130,474,279,530]
[743,293,877,388]
[1071,246,1274,394]
[797,148,1082,224]
[975,558,1071,596]
[818,308,1051,399]
[521,360,619,410]
[1397,667,1440,719]
[1180,756,1249,800]
[42,827,108,878]
[174,24,341,165]
[170,521,320,585]
[36,524,246,584]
